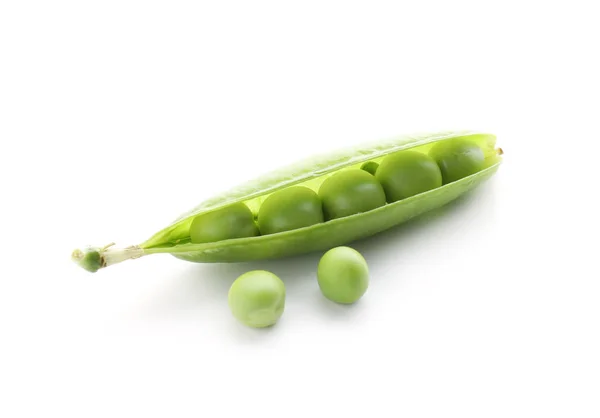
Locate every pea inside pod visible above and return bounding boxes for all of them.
[376,150,442,202]
[429,138,486,184]
[360,161,379,176]
[319,169,387,220]
[189,202,258,244]
[257,186,323,235]
[72,131,502,272]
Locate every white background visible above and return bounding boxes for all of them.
[1,1,599,417]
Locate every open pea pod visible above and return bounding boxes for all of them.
[73,130,502,272]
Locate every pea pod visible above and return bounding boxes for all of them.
[72,130,502,272]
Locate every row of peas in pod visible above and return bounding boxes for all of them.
[189,138,486,244]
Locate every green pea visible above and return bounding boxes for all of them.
[228,270,286,328]
[317,246,369,304]
[257,186,323,235]
[360,161,379,176]
[189,202,258,244]
[429,139,486,184]
[375,151,442,202]
[318,169,386,220]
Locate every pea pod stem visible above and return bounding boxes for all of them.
[71,244,145,272]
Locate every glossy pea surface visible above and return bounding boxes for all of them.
[317,246,369,304]
[375,151,442,202]
[318,169,386,220]
[228,270,286,328]
[257,186,323,235]
[189,202,258,244]
[429,139,486,184]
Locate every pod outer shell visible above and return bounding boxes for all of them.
[161,163,499,263]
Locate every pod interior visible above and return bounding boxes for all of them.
[142,133,500,249]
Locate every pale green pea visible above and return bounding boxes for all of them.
[429,139,486,184]
[189,202,258,244]
[375,150,442,202]
[228,270,286,328]
[317,246,369,304]
[257,186,323,235]
[318,169,386,221]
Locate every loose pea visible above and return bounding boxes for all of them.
[257,186,323,235]
[228,270,286,328]
[375,151,442,202]
[360,161,379,176]
[318,169,386,220]
[317,246,369,304]
[429,139,486,184]
[189,202,258,244]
